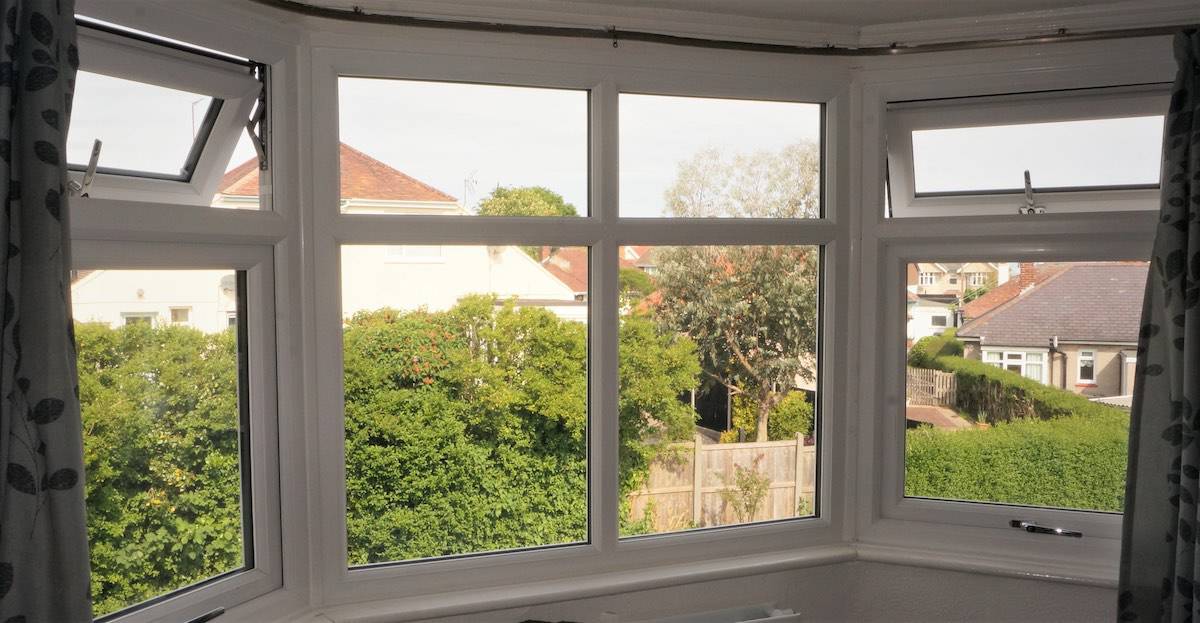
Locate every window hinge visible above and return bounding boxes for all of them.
[67,139,102,198]
[1010,519,1082,538]
[246,66,268,171]
[1017,170,1045,215]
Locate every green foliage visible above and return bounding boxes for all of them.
[721,392,813,443]
[907,329,962,368]
[938,354,1118,425]
[619,267,656,308]
[344,297,700,559]
[905,409,1128,512]
[654,245,818,441]
[76,322,243,616]
[718,456,771,523]
[477,186,578,218]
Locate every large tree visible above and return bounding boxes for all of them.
[652,142,821,442]
[653,246,818,442]
[477,186,578,217]
[664,141,820,219]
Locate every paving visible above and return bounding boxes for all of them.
[905,405,975,429]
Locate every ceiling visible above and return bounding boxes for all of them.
[548,0,1119,27]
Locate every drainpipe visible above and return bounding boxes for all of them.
[1048,335,1066,389]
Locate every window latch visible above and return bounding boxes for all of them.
[1010,519,1082,538]
[68,139,101,198]
[1017,170,1045,215]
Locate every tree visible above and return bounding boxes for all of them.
[618,266,656,309]
[653,246,818,442]
[476,186,580,258]
[664,142,820,219]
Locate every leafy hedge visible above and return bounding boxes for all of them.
[907,329,963,368]
[906,408,1128,512]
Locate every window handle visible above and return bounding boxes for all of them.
[1010,519,1082,538]
[1017,170,1045,215]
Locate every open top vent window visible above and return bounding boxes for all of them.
[69,19,267,208]
[886,86,1168,218]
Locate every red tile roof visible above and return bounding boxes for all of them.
[218,143,457,203]
[541,245,652,294]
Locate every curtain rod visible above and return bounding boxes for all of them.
[249,0,1195,56]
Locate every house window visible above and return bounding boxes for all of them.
[947,277,958,285]
[930,315,948,327]
[1079,350,1096,383]
[122,312,155,326]
[918,272,935,285]
[968,272,987,287]
[886,86,1168,217]
[170,306,191,324]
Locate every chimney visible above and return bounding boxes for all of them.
[1017,262,1037,290]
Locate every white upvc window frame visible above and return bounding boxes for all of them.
[67,2,301,620]
[72,21,262,206]
[857,35,1171,586]
[885,83,1170,219]
[918,272,935,285]
[1079,350,1097,383]
[979,348,1050,384]
[307,30,852,615]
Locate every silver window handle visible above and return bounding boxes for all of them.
[1010,519,1082,538]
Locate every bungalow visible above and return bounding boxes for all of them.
[956,262,1147,399]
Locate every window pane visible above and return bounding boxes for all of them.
[620,245,820,537]
[69,71,214,177]
[213,129,265,210]
[912,116,1163,195]
[619,94,822,218]
[342,245,588,564]
[73,269,248,616]
[337,79,587,216]
[904,261,1145,512]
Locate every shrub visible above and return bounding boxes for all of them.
[905,408,1128,512]
[933,355,1122,424]
[720,392,813,442]
[908,329,962,368]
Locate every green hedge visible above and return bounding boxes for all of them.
[907,329,963,368]
[934,355,1122,424]
[905,408,1128,512]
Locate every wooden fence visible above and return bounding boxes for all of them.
[627,434,816,532]
[906,366,957,407]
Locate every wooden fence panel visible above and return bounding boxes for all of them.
[628,435,817,532]
[906,366,957,407]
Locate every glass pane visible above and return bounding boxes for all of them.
[619,94,822,218]
[904,260,1146,512]
[620,245,820,537]
[912,116,1163,194]
[73,269,247,616]
[342,245,588,564]
[69,71,214,177]
[337,78,587,216]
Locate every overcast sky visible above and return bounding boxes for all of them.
[69,72,1163,216]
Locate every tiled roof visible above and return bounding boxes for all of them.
[218,143,458,203]
[957,262,1148,348]
[961,263,1069,320]
[542,245,652,294]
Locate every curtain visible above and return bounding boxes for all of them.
[0,0,90,620]
[1119,30,1200,622]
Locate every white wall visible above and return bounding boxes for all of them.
[339,244,585,321]
[906,299,954,343]
[72,269,238,333]
[416,562,1113,623]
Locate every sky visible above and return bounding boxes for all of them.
[68,72,1163,217]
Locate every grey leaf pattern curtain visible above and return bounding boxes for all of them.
[1119,30,1200,623]
[0,0,91,621]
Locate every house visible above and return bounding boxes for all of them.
[74,144,587,329]
[956,262,1147,398]
[909,262,1008,297]
[906,291,956,346]
[959,262,1071,322]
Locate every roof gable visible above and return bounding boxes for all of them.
[218,143,458,203]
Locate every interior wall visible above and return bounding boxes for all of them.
[418,561,1115,623]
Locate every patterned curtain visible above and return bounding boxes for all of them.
[0,0,91,620]
[1119,30,1200,623]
